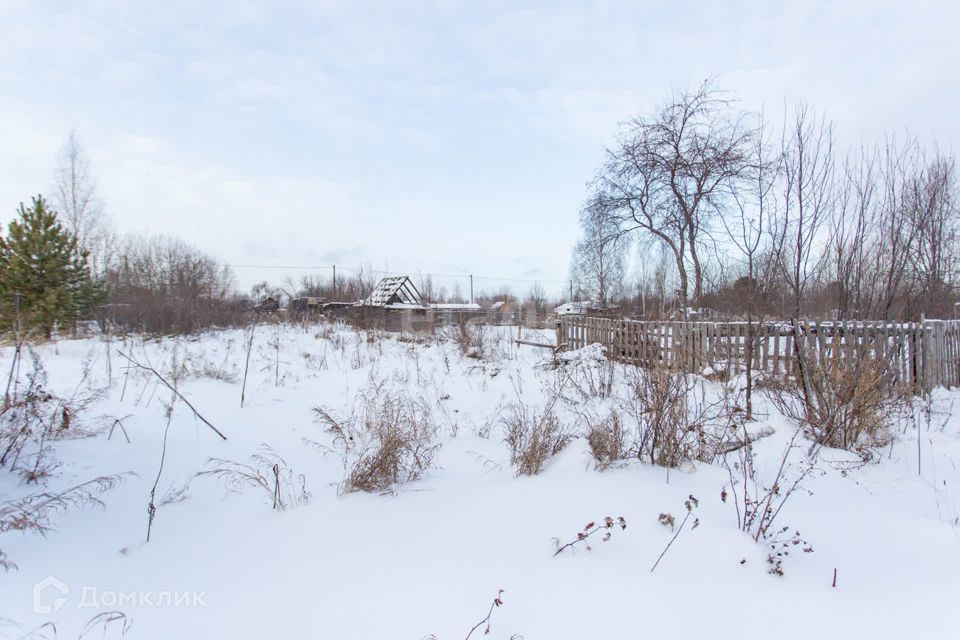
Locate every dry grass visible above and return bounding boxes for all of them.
[0,474,130,571]
[2,350,107,483]
[314,384,440,494]
[502,401,572,476]
[193,445,309,510]
[455,319,492,360]
[191,359,238,384]
[2,610,132,638]
[584,409,627,469]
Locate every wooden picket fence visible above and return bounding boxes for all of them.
[556,316,960,393]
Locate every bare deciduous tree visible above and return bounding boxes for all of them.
[724,113,781,418]
[53,131,113,275]
[909,153,958,317]
[106,234,240,333]
[827,137,958,321]
[578,84,958,322]
[526,282,547,314]
[570,198,627,307]
[775,104,835,318]
[829,145,879,319]
[590,81,755,310]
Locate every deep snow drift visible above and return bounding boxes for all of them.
[1,322,959,639]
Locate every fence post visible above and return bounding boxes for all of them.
[912,320,922,393]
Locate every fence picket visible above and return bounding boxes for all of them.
[551,315,960,394]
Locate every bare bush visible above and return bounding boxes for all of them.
[1,350,106,483]
[722,419,816,575]
[456,319,493,361]
[584,409,627,470]
[313,384,439,494]
[502,400,572,476]
[194,445,309,510]
[769,337,907,456]
[619,365,733,470]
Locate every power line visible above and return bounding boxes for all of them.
[225,263,569,285]
[227,263,336,270]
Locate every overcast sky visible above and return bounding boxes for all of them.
[1,1,958,297]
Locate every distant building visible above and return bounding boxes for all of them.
[554,301,597,316]
[430,303,481,311]
[366,276,425,307]
[322,276,482,331]
[252,296,280,313]
[289,296,324,314]
[488,299,519,324]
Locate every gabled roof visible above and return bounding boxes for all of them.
[367,276,424,307]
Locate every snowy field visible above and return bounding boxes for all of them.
[1,322,959,639]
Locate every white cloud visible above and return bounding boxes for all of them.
[0,0,957,298]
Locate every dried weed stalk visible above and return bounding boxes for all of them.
[502,400,571,476]
[552,516,627,556]
[1,475,130,571]
[313,384,440,495]
[650,495,699,572]
[194,444,309,510]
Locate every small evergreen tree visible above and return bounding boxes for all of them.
[0,196,105,337]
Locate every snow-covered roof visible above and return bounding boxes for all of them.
[366,276,423,307]
[430,303,481,311]
[384,303,428,310]
[554,301,596,316]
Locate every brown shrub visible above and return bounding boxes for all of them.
[619,365,726,468]
[768,350,907,455]
[585,409,627,469]
[502,402,572,476]
[314,385,440,494]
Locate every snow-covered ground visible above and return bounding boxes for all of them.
[1,322,959,639]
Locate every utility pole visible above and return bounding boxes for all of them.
[332,265,337,300]
[469,274,474,305]
[569,280,573,302]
